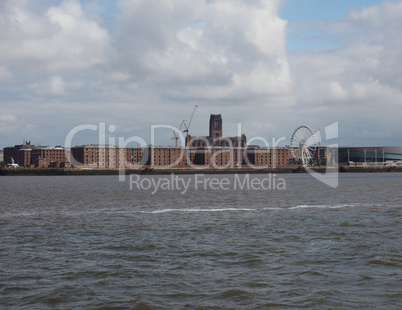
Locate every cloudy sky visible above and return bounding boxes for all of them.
[1,0,401,149]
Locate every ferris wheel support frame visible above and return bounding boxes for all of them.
[290,125,317,166]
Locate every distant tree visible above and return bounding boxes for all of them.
[0,161,5,168]
[320,158,327,166]
[289,158,303,165]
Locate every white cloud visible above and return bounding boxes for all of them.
[29,75,67,96]
[0,114,17,122]
[328,81,348,101]
[0,0,110,73]
[0,66,13,80]
[285,1,402,145]
[114,0,290,100]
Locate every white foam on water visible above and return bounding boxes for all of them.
[328,204,357,209]
[140,208,256,214]
[262,207,283,211]
[289,205,327,209]
[139,204,364,214]
[289,204,357,210]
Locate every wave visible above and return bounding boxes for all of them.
[289,204,356,210]
[2,203,394,219]
[139,205,356,214]
[139,208,257,214]
[262,207,284,211]
[141,203,379,214]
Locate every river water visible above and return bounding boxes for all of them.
[0,173,401,309]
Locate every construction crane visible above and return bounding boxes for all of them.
[183,105,198,146]
[171,119,185,147]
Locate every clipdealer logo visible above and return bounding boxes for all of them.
[63,122,288,178]
[64,121,339,189]
[306,122,339,188]
[129,174,286,195]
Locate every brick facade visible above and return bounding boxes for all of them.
[3,142,39,167]
[69,145,145,168]
[3,144,296,169]
[252,147,293,167]
[31,147,67,168]
[3,115,308,169]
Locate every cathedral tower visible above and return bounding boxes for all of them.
[209,114,222,139]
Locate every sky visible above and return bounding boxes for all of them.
[1,0,401,149]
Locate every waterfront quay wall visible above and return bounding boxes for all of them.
[3,166,402,176]
[0,167,299,176]
[339,165,402,173]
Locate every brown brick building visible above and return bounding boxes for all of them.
[69,145,145,168]
[3,143,70,168]
[252,147,293,167]
[68,145,198,169]
[144,147,196,167]
[3,141,37,167]
[30,147,68,168]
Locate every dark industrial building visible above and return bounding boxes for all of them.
[338,147,402,164]
[188,114,247,148]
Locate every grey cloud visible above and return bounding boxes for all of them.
[285,1,402,146]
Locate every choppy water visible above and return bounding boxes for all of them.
[1,173,401,309]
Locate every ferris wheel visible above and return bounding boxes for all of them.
[290,125,317,165]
